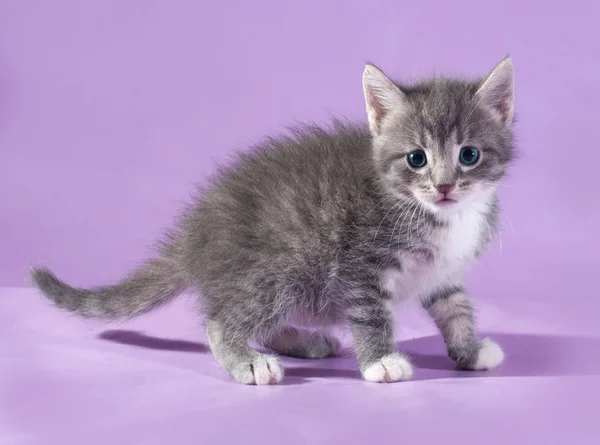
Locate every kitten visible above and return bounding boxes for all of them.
[31,56,515,385]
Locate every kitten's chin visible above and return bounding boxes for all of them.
[428,200,463,216]
[435,198,458,208]
[420,196,473,218]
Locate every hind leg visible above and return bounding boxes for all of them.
[206,319,284,385]
[263,326,341,359]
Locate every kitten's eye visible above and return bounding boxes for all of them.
[459,146,480,166]
[407,150,427,168]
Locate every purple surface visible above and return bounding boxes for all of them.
[1,1,600,444]
[3,279,600,444]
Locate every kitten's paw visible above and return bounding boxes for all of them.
[231,355,284,385]
[362,353,413,383]
[472,338,504,370]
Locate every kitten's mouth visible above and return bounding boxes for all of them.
[435,197,457,207]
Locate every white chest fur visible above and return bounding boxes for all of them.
[380,206,488,300]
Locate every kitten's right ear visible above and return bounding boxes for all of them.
[475,56,515,126]
[362,64,406,135]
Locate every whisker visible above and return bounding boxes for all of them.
[387,202,412,248]
[391,199,414,250]
[505,217,517,234]
[399,200,419,250]
[406,200,421,248]
[365,193,396,217]
[497,224,503,251]
[416,201,425,243]
[480,181,512,189]
[372,201,402,244]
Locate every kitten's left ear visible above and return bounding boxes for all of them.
[475,56,515,126]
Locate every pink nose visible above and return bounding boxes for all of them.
[435,184,455,195]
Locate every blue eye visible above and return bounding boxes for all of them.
[407,150,427,168]
[459,146,480,166]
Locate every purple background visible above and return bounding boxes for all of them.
[2,1,600,444]
[1,0,598,287]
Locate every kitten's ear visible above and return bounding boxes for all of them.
[475,56,515,126]
[362,64,406,135]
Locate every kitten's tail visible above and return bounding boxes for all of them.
[29,256,186,320]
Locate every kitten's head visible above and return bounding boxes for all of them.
[363,57,515,216]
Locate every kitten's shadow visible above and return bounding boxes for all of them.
[99,330,209,353]
[400,333,600,380]
[98,330,600,382]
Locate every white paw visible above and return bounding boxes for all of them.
[473,338,504,370]
[362,353,413,383]
[232,355,284,385]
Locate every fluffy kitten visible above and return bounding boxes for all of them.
[31,56,515,384]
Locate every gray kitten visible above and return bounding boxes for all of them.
[31,56,515,384]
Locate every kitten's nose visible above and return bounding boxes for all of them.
[435,184,455,195]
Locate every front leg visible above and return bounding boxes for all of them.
[347,287,413,383]
[423,286,504,370]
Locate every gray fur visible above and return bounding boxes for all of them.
[422,285,465,309]
[30,57,515,384]
[263,327,341,359]
[424,286,480,369]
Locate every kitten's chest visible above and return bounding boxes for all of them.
[381,210,485,299]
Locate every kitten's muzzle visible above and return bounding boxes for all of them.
[434,183,458,206]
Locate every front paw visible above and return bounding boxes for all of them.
[472,338,504,370]
[452,338,504,371]
[361,353,414,383]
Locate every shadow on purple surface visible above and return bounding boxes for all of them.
[98,330,600,382]
[399,334,600,381]
[99,330,208,353]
